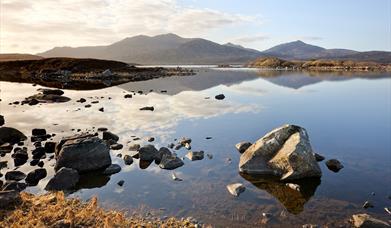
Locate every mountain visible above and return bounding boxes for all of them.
[263,40,358,59]
[39,35,390,64]
[40,33,263,64]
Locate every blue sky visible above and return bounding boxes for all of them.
[1,0,390,53]
[180,0,391,51]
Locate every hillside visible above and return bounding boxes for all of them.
[40,34,263,64]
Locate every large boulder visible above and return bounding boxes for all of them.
[55,134,111,173]
[239,124,321,180]
[0,127,27,144]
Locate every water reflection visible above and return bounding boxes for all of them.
[240,173,321,214]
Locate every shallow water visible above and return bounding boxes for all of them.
[1,69,390,227]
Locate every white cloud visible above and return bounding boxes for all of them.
[0,0,260,53]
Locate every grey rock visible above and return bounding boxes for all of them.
[215,94,225,100]
[239,124,322,180]
[25,168,47,186]
[123,155,133,165]
[32,128,46,136]
[5,170,26,181]
[235,141,252,154]
[351,213,390,227]
[139,106,154,111]
[45,167,79,191]
[138,144,158,161]
[102,131,119,142]
[156,147,172,163]
[159,154,184,170]
[0,127,27,144]
[0,190,21,208]
[102,164,121,175]
[226,183,245,196]
[326,159,344,172]
[55,134,111,172]
[314,153,325,162]
[110,143,123,150]
[186,151,204,161]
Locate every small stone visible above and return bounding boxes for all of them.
[44,142,56,153]
[286,183,300,191]
[206,154,213,159]
[314,153,325,162]
[102,164,121,175]
[32,128,46,136]
[77,98,86,103]
[159,154,184,170]
[171,172,183,181]
[124,94,132,98]
[117,180,125,186]
[110,143,123,150]
[99,107,104,112]
[25,168,47,186]
[147,137,155,142]
[98,127,108,132]
[235,141,252,154]
[139,106,154,111]
[123,155,133,165]
[326,159,344,172]
[103,131,119,142]
[186,151,204,161]
[2,181,27,192]
[226,183,245,196]
[215,94,225,100]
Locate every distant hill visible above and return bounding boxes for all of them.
[263,40,358,59]
[0,53,43,62]
[40,33,263,64]
[38,34,390,64]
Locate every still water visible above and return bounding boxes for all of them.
[0,69,390,227]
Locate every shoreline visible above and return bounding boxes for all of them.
[0,191,199,227]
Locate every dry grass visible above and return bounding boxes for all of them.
[0,192,197,228]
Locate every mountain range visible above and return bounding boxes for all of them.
[39,33,390,64]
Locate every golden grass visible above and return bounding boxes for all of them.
[0,192,197,228]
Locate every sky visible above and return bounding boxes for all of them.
[0,0,390,54]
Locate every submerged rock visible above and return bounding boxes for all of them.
[186,151,204,161]
[325,159,344,172]
[239,124,322,180]
[226,183,246,196]
[0,127,27,144]
[159,154,184,170]
[55,134,111,173]
[351,213,390,227]
[235,141,252,154]
[45,167,79,191]
[314,153,325,162]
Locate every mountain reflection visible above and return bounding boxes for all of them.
[240,173,321,214]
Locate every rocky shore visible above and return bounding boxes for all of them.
[0,57,195,90]
[246,57,391,72]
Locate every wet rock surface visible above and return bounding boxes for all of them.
[55,134,111,172]
[235,141,252,154]
[326,159,344,172]
[351,213,390,227]
[226,183,246,196]
[239,124,322,180]
[45,167,79,191]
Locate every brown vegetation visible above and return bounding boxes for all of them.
[0,54,43,62]
[246,57,391,71]
[0,192,197,228]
